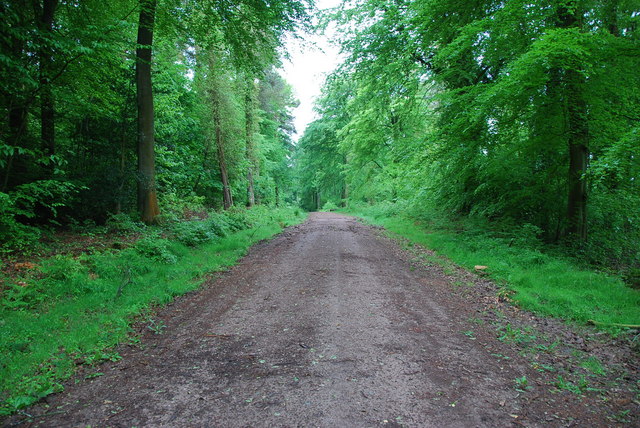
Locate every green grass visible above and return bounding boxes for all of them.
[0,206,306,415]
[344,205,640,328]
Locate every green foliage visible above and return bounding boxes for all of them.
[346,204,640,328]
[301,0,640,274]
[169,212,250,247]
[105,212,144,234]
[0,181,84,251]
[0,207,306,415]
[321,201,339,212]
[514,376,530,392]
[0,193,41,252]
[0,0,309,234]
[580,356,606,376]
[134,234,179,264]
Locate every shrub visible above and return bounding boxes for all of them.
[158,192,207,221]
[134,235,178,264]
[205,213,230,237]
[105,212,144,234]
[0,192,41,252]
[171,221,217,246]
[321,201,339,212]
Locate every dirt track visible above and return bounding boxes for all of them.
[6,213,638,427]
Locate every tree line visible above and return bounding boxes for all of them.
[1,0,310,247]
[296,0,639,268]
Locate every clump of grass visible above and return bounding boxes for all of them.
[0,206,306,416]
[345,205,640,328]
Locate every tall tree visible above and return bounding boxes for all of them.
[34,0,58,169]
[136,0,160,223]
[245,78,258,207]
[558,1,589,240]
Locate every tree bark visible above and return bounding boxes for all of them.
[559,2,589,241]
[34,0,58,173]
[341,184,348,207]
[135,0,160,223]
[1,3,29,190]
[214,107,233,210]
[207,53,233,210]
[603,0,619,36]
[245,79,257,207]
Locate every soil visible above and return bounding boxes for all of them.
[3,213,638,427]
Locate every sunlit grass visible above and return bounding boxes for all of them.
[345,207,640,328]
[0,207,306,415]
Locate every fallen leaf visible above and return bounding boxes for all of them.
[14,262,38,270]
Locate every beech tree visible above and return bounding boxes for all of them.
[136,0,160,223]
[300,0,639,267]
[0,0,311,246]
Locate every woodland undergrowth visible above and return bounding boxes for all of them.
[0,205,306,415]
[344,202,640,331]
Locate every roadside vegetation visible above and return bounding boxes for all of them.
[0,206,306,415]
[297,1,639,336]
[344,202,640,330]
[1,0,639,420]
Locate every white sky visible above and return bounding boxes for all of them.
[280,0,344,141]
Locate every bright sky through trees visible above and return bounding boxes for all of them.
[280,0,342,141]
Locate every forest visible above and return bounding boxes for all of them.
[0,0,639,418]
[1,0,638,272]
[297,0,640,277]
[1,0,307,240]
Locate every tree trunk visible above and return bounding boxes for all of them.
[1,3,29,191]
[3,101,29,191]
[566,102,588,240]
[210,90,233,209]
[341,184,348,207]
[245,79,257,207]
[35,0,58,173]
[135,0,160,223]
[215,115,233,210]
[559,3,589,241]
[603,0,619,36]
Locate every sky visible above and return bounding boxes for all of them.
[279,0,344,142]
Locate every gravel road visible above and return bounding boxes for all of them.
[6,213,637,427]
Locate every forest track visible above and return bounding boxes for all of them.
[4,213,637,427]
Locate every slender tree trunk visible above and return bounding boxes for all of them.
[192,134,212,194]
[207,52,233,210]
[566,100,588,240]
[247,169,255,206]
[603,0,619,36]
[2,3,29,191]
[116,97,130,214]
[245,79,257,207]
[209,84,233,209]
[214,112,233,209]
[35,0,58,173]
[341,184,348,207]
[559,2,589,241]
[135,0,160,223]
[3,101,28,191]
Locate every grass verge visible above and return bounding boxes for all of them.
[0,206,306,416]
[343,205,639,329]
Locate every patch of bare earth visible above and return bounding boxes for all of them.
[3,213,638,427]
